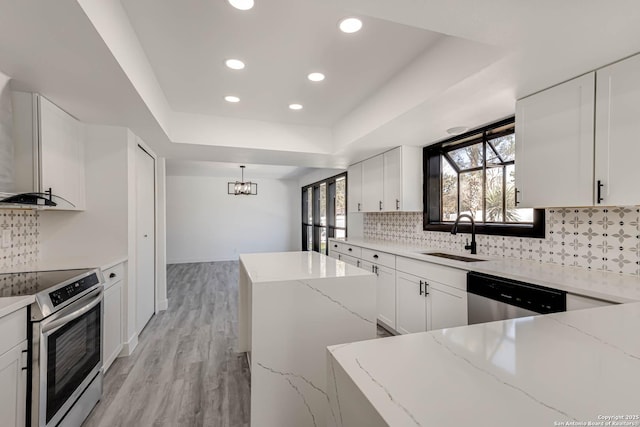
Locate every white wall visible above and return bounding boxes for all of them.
[166,175,299,263]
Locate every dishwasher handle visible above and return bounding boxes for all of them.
[467,271,566,314]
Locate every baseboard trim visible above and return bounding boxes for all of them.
[120,333,139,356]
[157,298,169,311]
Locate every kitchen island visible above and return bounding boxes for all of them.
[238,251,376,427]
[327,301,640,427]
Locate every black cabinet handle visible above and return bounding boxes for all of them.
[379,201,382,211]
[333,244,338,248]
[515,188,520,206]
[396,199,400,210]
[357,203,361,211]
[109,272,116,279]
[419,280,424,295]
[597,180,604,204]
[373,254,378,259]
[424,281,429,297]
[348,248,352,252]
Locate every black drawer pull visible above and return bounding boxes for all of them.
[348,248,352,252]
[373,254,378,259]
[419,280,424,295]
[334,244,338,248]
[109,272,117,279]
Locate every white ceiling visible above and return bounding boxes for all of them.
[1,0,640,173]
[166,160,310,180]
[120,0,442,127]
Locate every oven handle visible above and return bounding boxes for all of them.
[41,288,103,335]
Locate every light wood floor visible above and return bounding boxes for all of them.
[83,261,392,427]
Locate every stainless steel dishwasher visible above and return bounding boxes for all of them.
[467,272,567,325]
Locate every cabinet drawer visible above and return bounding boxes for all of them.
[0,308,27,356]
[396,257,467,291]
[334,242,362,258]
[361,248,395,269]
[337,253,360,267]
[103,262,125,290]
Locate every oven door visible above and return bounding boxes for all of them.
[35,288,103,427]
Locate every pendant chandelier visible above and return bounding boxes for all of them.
[228,165,258,195]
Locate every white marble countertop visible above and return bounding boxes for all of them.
[0,295,34,318]
[239,251,373,283]
[329,301,640,427]
[332,238,640,303]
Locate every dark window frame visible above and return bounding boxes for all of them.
[423,117,545,238]
[301,172,348,254]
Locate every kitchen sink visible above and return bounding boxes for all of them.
[420,252,486,262]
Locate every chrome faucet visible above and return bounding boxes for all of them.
[451,214,477,255]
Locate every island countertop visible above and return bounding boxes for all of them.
[327,301,640,427]
[239,251,373,283]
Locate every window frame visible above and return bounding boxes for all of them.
[301,172,347,254]
[423,117,545,238]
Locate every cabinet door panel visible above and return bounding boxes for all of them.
[383,148,401,212]
[347,163,363,213]
[515,73,595,207]
[0,341,27,427]
[39,96,85,210]
[427,282,468,331]
[376,265,396,329]
[395,271,427,334]
[103,282,123,372]
[362,155,384,212]
[595,54,640,206]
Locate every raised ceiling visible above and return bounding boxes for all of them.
[120,0,442,127]
[0,0,639,171]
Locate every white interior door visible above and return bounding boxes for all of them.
[136,145,155,334]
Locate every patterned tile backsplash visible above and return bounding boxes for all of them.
[363,207,640,276]
[0,210,39,271]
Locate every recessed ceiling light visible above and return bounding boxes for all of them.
[446,126,469,135]
[339,17,363,33]
[289,104,303,110]
[307,72,325,82]
[225,95,240,103]
[225,59,245,70]
[227,0,254,10]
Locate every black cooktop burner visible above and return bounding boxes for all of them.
[0,269,93,297]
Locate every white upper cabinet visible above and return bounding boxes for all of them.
[383,146,422,212]
[515,72,595,208]
[362,154,384,212]
[39,96,86,210]
[349,146,422,213]
[11,92,85,210]
[594,54,640,206]
[347,162,363,213]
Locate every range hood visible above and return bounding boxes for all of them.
[0,189,74,208]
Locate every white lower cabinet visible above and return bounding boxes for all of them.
[0,328,27,427]
[362,261,397,329]
[427,281,468,330]
[102,264,125,372]
[396,271,428,334]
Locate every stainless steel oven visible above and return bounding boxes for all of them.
[23,268,104,427]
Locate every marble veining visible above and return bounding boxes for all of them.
[354,358,421,426]
[297,279,375,325]
[428,333,577,421]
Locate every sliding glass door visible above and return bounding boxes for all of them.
[302,173,347,254]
